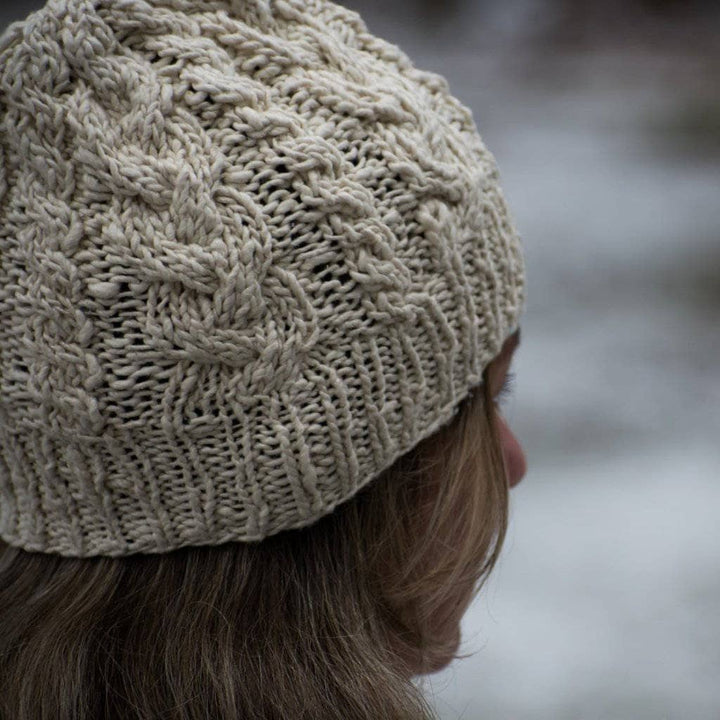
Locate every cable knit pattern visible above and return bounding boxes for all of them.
[0,0,525,557]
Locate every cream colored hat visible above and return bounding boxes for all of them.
[0,0,525,557]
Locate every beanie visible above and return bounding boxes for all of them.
[0,0,525,558]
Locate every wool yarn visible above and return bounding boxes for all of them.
[0,0,525,557]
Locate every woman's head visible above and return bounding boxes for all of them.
[0,0,525,716]
[0,348,520,718]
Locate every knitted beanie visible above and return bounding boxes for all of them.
[0,0,525,558]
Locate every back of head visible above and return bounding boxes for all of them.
[0,0,524,717]
[0,384,507,718]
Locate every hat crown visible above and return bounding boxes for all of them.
[0,0,524,556]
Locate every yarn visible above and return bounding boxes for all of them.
[0,0,525,557]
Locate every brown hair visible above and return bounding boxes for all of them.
[0,374,508,720]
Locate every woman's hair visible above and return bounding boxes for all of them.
[0,371,508,720]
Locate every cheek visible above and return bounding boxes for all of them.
[496,413,527,487]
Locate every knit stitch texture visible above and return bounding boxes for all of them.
[0,0,525,557]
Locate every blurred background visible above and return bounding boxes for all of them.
[332,2,720,718]
[2,0,719,717]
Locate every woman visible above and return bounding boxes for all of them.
[0,0,526,717]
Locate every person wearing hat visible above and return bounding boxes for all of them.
[0,0,526,717]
